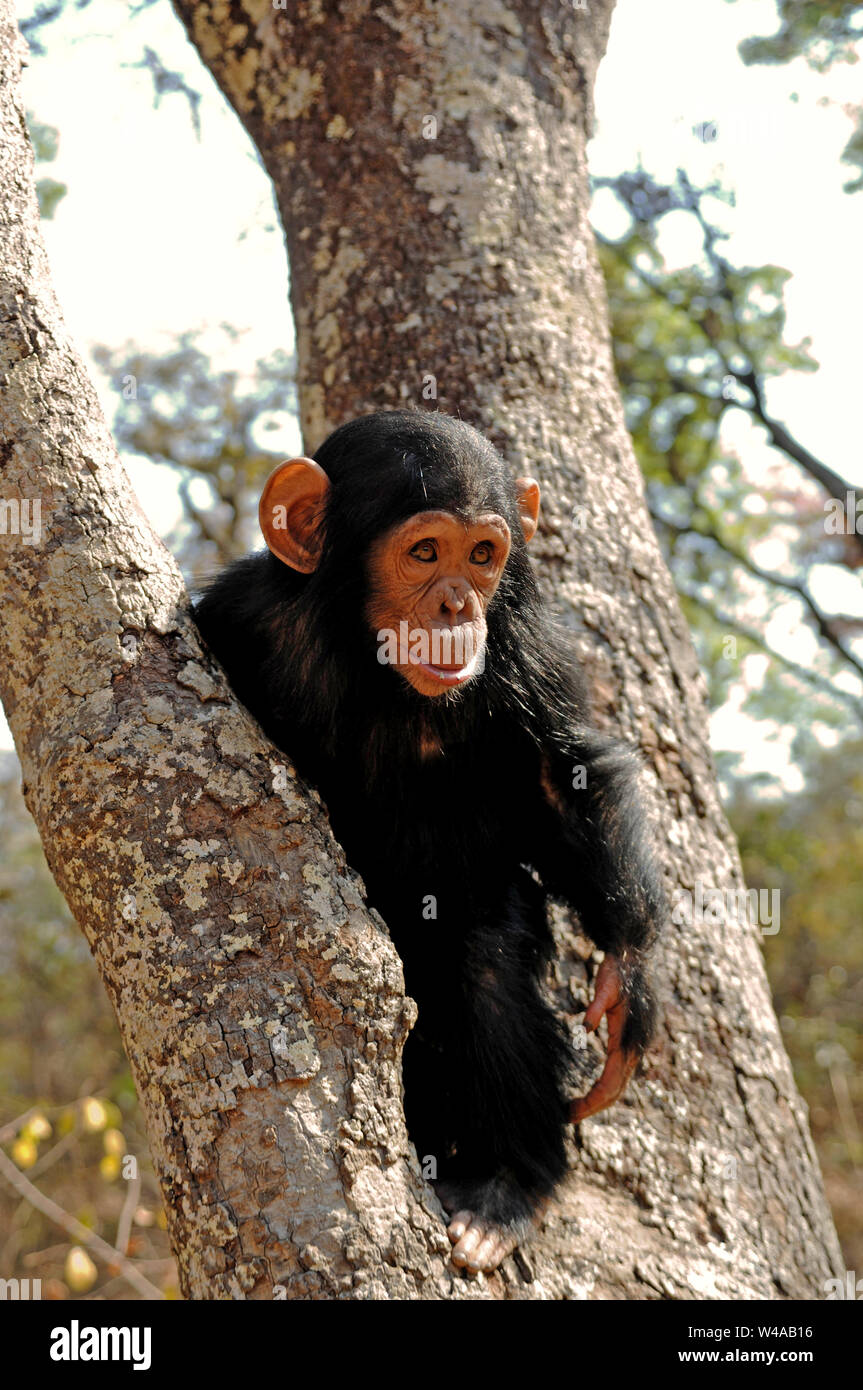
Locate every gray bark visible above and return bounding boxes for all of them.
[0,0,843,1297]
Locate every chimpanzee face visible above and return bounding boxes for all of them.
[364,509,512,697]
[257,452,540,699]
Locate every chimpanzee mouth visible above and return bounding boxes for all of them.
[418,650,482,686]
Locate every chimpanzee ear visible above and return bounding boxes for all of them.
[515,477,541,544]
[259,458,331,573]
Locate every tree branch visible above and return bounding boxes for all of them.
[0,1145,164,1300]
[653,508,863,683]
[671,579,863,720]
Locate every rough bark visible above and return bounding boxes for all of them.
[0,0,843,1298]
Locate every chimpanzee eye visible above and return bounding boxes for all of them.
[410,540,437,562]
[470,542,493,565]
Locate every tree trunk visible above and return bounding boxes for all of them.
[0,0,842,1298]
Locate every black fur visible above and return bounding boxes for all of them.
[195,410,664,1235]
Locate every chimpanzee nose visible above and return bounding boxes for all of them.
[441,585,465,614]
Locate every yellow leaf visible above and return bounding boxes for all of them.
[99,1154,122,1182]
[65,1247,97,1293]
[22,1113,52,1142]
[103,1128,125,1156]
[11,1137,37,1169]
[81,1098,108,1133]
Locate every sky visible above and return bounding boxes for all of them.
[4,0,863,784]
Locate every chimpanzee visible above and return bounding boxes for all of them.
[194,409,664,1275]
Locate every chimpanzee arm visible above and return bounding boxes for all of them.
[530,728,665,1117]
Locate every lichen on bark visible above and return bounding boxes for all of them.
[0,0,844,1298]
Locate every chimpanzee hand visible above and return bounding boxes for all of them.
[570,954,640,1123]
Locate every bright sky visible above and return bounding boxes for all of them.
[594,0,863,486]
[4,0,862,787]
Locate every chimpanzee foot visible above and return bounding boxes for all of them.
[433,1174,537,1274]
[445,1210,519,1272]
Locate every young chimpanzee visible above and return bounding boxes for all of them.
[195,410,664,1275]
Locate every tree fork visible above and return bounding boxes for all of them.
[0,0,844,1298]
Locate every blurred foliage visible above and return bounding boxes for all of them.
[732,0,863,67]
[92,334,296,579]
[26,113,67,220]
[19,0,95,56]
[20,1,161,58]
[728,0,863,192]
[731,741,863,1270]
[597,153,863,1268]
[594,167,863,725]
[126,44,202,136]
[0,759,177,1298]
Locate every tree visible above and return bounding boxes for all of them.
[0,0,842,1298]
[731,739,863,1274]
